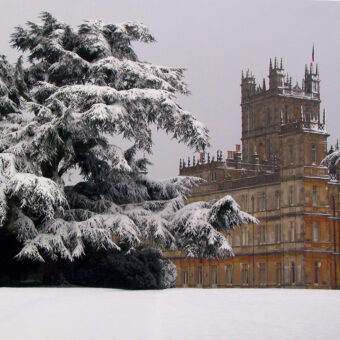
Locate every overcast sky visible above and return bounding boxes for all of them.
[0,0,339,180]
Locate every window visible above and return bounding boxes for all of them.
[296,224,302,241]
[196,266,202,285]
[182,267,189,285]
[290,262,296,284]
[267,109,271,126]
[289,145,294,164]
[312,144,317,164]
[241,264,249,285]
[299,224,305,241]
[312,186,318,206]
[314,262,321,284]
[226,265,233,285]
[275,191,280,210]
[259,263,266,285]
[251,195,255,213]
[275,224,281,243]
[259,225,266,244]
[313,221,319,242]
[258,193,265,211]
[289,186,294,206]
[241,194,248,211]
[241,227,249,246]
[276,263,282,285]
[211,172,217,181]
[290,222,296,242]
[211,266,218,286]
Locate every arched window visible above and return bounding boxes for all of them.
[289,145,294,164]
[196,266,202,285]
[241,264,249,285]
[275,191,280,209]
[289,222,296,242]
[312,185,318,206]
[289,186,294,206]
[182,268,188,286]
[313,221,319,242]
[211,266,218,286]
[276,263,282,285]
[226,265,233,285]
[290,262,296,284]
[314,262,320,284]
[241,227,249,246]
[312,144,317,164]
[275,224,281,243]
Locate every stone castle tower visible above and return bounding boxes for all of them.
[167,58,340,289]
[241,57,325,168]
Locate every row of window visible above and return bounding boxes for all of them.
[182,261,321,286]
[289,144,317,164]
[233,221,321,246]
[239,185,319,212]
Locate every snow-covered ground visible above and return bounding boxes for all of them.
[0,288,339,340]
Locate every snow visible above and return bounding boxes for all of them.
[0,288,339,340]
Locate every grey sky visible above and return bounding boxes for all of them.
[0,0,339,179]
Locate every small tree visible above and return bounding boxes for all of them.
[0,13,257,263]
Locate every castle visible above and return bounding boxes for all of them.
[166,58,340,289]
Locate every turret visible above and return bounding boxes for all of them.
[304,63,320,98]
[268,57,285,90]
[241,69,256,101]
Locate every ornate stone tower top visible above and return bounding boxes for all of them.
[269,57,285,90]
[241,70,256,100]
[304,63,320,99]
[240,58,326,165]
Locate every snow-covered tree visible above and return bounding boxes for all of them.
[0,12,257,263]
[322,147,340,179]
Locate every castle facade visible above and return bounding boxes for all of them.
[167,58,340,289]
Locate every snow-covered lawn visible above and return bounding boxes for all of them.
[0,288,339,340]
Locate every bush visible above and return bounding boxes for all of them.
[64,246,177,290]
[0,230,177,289]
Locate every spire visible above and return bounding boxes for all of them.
[274,57,278,68]
[280,57,283,69]
[263,78,266,91]
[269,58,273,72]
[305,64,308,75]
[241,70,244,80]
[323,108,326,125]
[336,139,339,150]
